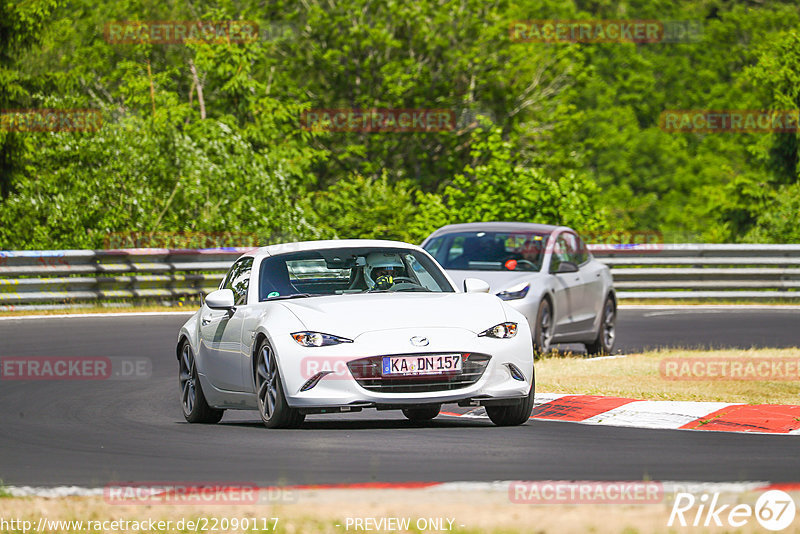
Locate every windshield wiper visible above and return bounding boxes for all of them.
[394,287,430,292]
[265,293,314,301]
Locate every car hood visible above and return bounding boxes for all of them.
[279,292,507,338]
[445,270,548,294]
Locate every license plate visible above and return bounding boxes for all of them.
[381,354,462,376]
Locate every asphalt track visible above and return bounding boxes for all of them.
[0,308,798,487]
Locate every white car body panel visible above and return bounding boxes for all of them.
[178,239,535,414]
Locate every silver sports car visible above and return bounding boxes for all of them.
[422,222,616,355]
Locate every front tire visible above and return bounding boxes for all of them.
[402,405,441,422]
[486,378,535,427]
[179,342,224,424]
[255,338,305,429]
[585,296,616,356]
[533,298,553,356]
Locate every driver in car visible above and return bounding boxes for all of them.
[364,252,409,290]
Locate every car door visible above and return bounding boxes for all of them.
[570,233,604,333]
[548,233,583,334]
[198,257,252,391]
[574,234,606,333]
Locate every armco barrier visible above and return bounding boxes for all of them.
[589,243,800,300]
[0,244,799,309]
[0,248,252,310]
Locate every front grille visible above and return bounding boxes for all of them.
[347,353,491,393]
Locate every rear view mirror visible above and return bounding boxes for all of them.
[463,278,490,293]
[205,289,235,310]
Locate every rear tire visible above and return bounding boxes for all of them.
[486,376,535,427]
[402,405,441,422]
[179,342,224,424]
[533,298,553,356]
[585,296,616,356]
[255,338,305,429]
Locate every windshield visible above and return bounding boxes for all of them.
[424,231,551,272]
[258,247,454,300]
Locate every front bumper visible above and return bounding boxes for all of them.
[275,326,534,409]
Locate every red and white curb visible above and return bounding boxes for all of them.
[444,394,800,435]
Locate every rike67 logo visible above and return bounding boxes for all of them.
[669,490,796,531]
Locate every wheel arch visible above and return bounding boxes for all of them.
[540,290,555,320]
[607,288,618,308]
[176,335,189,361]
[251,331,269,384]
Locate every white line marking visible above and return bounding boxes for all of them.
[642,310,745,317]
[586,354,628,361]
[621,305,800,311]
[7,486,105,498]
[0,311,194,321]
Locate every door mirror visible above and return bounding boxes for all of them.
[554,261,579,274]
[463,278,490,294]
[205,289,235,310]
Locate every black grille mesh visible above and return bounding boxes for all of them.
[347,353,491,393]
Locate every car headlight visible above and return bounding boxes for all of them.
[496,283,530,301]
[291,332,353,347]
[478,322,518,339]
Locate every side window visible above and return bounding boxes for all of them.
[423,237,444,261]
[221,258,253,305]
[220,262,239,291]
[230,258,253,305]
[550,233,579,272]
[574,234,590,264]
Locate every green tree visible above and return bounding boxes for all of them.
[410,123,607,242]
[0,0,59,197]
[300,173,419,242]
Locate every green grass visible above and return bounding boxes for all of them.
[536,348,800,404]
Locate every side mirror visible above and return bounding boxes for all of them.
[205,289,235,310]
[554,261,579,274]
[463,278,490,294]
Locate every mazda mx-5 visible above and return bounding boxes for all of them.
[177,240,535,428]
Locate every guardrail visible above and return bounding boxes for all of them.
[1,244,799,310]
[0,249,251,310]
[589,243,800,300]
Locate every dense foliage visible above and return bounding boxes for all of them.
[1,0,799,249]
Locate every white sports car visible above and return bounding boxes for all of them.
[177,240,535,428]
